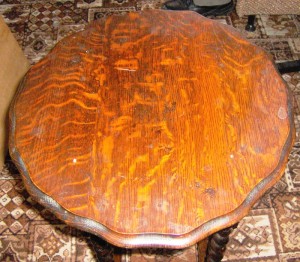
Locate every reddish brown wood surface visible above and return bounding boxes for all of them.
[10,10,294,248]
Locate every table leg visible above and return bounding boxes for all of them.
[245,15,256,32]
[198,238,208,262]
[205,224,238,262]
[113,247,126,262]
[113,253,122,262]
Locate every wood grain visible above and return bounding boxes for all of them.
[9,10,294,248]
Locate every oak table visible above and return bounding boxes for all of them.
[9,10,294,261]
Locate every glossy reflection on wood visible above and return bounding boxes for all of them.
[10,10,294,248]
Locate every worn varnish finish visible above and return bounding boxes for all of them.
[10,10,294,248]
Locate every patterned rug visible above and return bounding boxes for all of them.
[0,1,300,261]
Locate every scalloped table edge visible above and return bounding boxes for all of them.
[8,70,295,249]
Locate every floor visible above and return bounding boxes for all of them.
[0,0,300,261]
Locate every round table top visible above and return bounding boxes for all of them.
[10,10,294,248]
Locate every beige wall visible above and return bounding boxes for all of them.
[0,16,29,168]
